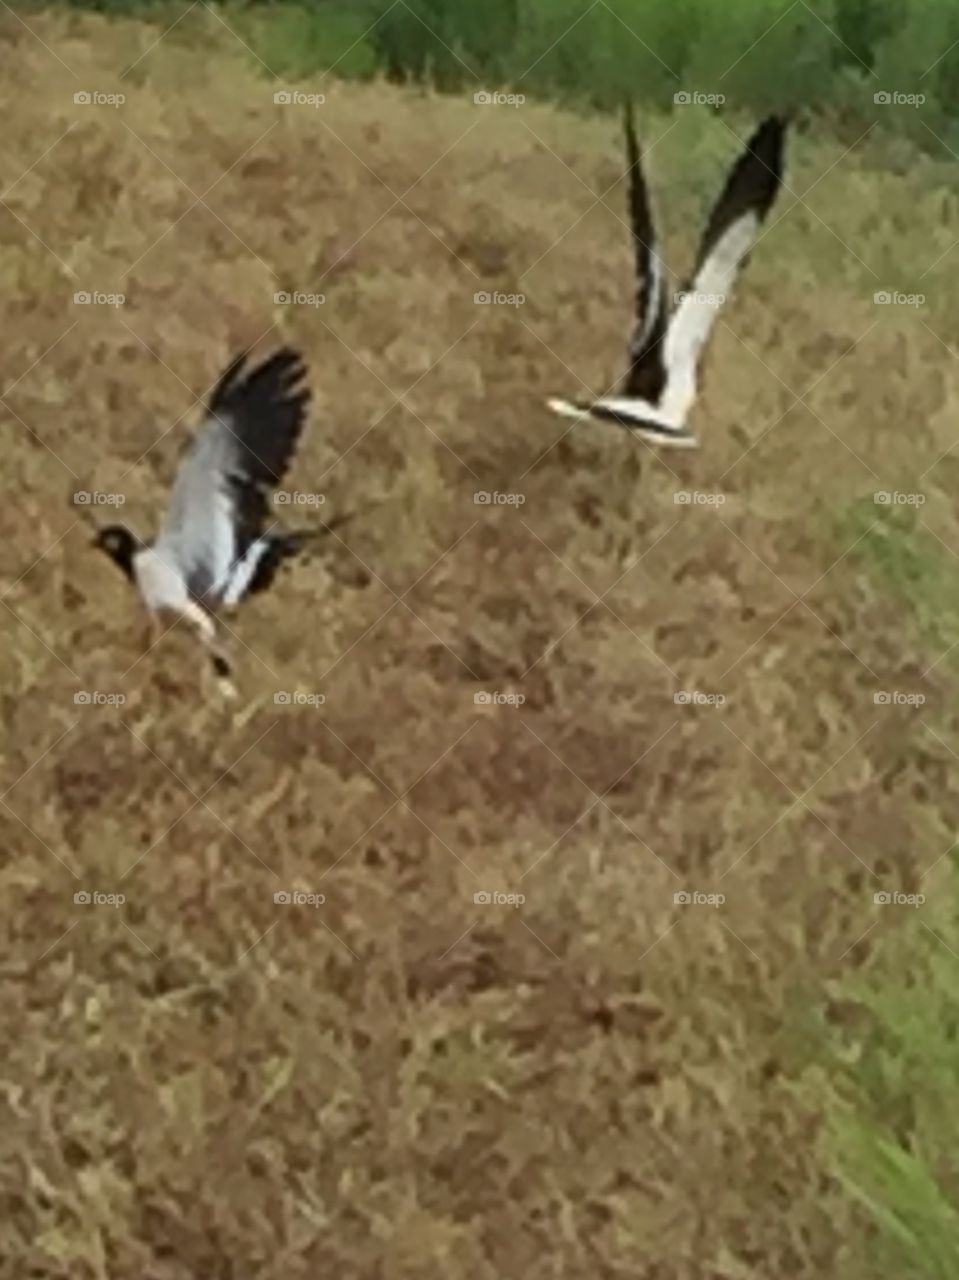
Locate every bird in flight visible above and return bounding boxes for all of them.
[548,105,787,447]
[89,347,333,694]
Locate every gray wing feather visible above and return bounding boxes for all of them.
[152,426,239,603]
[152,348,311,605]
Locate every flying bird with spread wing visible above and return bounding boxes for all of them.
[88,347,338,694]
[548,105,787,447]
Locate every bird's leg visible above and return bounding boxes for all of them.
[208,650,238,700]
[141,610,160,656]
[181,601,237,700]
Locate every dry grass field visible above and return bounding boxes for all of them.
[3,9,959,1278]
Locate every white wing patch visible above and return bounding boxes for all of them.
[220,538,270,606]
[659,211,760,425]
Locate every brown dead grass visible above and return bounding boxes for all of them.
[3,9,959,1278]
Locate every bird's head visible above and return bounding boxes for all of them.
[93,524,138,581]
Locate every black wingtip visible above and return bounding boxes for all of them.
[708,114,788,236]
[208,346,310,418]
[208,343,313,534]
[208,350,251,413]
[744,115,787,183]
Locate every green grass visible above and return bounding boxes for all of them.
[811,861,959,1278]
[838,499,959,659]
[836,1121,959,1279]
[42,0,959,141]
[817,503,959,1278]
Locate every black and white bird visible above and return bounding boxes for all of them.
[90,346,329,691]
[548,106,786,447]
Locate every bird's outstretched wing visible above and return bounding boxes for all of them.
[622,100,669,402]
[221,513,356,606]
[659,117,786,425]
[152,347,311,604]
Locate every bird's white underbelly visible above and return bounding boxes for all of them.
[133,547,191,612]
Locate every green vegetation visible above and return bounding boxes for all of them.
[811,863,959,1278]
[50,0,959,140]
[838,499,959,662]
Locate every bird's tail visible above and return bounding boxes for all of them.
[546,396,592,419]
[281,505,374,546]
